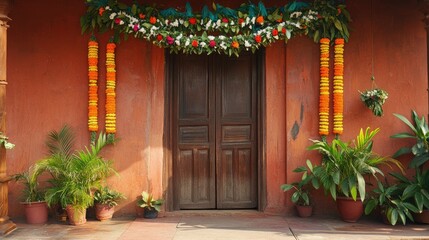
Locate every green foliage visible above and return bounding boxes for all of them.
[94,186,126,208]
[391,110,429,168]
[281,160,320,206]
[13,166,45,203]
[137,191,163,212]
[360,88,388,117]
[390,169,429,212]
[34,125,115,211]
[308,127,403,201]
[81,0,351,56]
[365,181,418,225]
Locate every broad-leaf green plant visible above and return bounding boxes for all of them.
[391,110,429,169]
[365,181,419,225]
[390,169,429,213]
[308,127,403,201]
[281,160,319,206]
[137,191,163,212]
[94,186,126,208]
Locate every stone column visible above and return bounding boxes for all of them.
[0,0,15,236]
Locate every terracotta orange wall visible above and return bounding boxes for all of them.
[4,0,427,218]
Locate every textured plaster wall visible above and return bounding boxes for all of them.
[4,0,428,218]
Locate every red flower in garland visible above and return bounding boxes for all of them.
[139,13,145,19]
[281,28,286,34]
[222,17,229,23]
[192,40,198,47]
[238,18,244,25]
[189,17,197,25]
[99,7,105,16]
[209,40,216,48]
[157,34,163,41]
[254,35,262,43]
[114,18,121,24]
[150,16,157,24]
[272,29,278,36]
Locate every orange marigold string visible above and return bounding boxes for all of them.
[106,41,117,142]
[319,38,330,136]
[88,36,99,143]
[333,38,344,135]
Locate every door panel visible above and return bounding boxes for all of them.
[216,54,258,209]
[174,54,216,209]
[173,53,258,209]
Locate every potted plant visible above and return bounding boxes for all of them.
[137,191,163,219]
[391,110,429,223]
[34,125,115,225]
[13,166,48,224]
[308,127,403,222]
[365,181,419,225]
[281,160,319,217]
[94,186,125,221]
[390,169,429,223]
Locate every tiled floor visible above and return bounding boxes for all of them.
[4,211,429,240]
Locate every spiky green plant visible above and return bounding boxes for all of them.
[308,127,403,201]
[13,165,45,203]
[35,125,115,211]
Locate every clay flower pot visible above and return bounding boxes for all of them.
[66,205,87,226]
[95,203,115,221]
[413,210,429,224]
[21,201,48,224]
[336,196,363,223]
[295,205,313,218]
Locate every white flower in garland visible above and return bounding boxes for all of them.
[244,40,251,48]
[109,13,117,20]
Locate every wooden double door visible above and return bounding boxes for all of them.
[171,52,260,209]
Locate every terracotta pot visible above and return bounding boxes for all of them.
[413,210,429,224]
[21,201,48,224]
[336,196,363,223]
[143,208,158,219]
[95,203,115,221]
[295,205,313,218]
[65,205,87,226]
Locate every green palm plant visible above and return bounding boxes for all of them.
[34,125,115,211]
[308,127,403,201]
[13,165,45,203]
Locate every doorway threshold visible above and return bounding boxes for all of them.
[164,209,262,217]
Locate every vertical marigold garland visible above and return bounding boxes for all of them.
[88,36,99,143]
[319,38,330,137]
[106,41,117,141]
[333,38,344,135]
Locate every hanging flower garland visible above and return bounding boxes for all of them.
[106,41,117,141]
[319,38,330,136]
[333,38,344,135]
[81,0,351,56]
[88,36,99,143]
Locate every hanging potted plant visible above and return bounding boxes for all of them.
[13,166,48,224]
[308,127,403,222]
[281,160,319,217]
[137,191,163,219]
[94,186,125,221]
[359,88,388,117]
